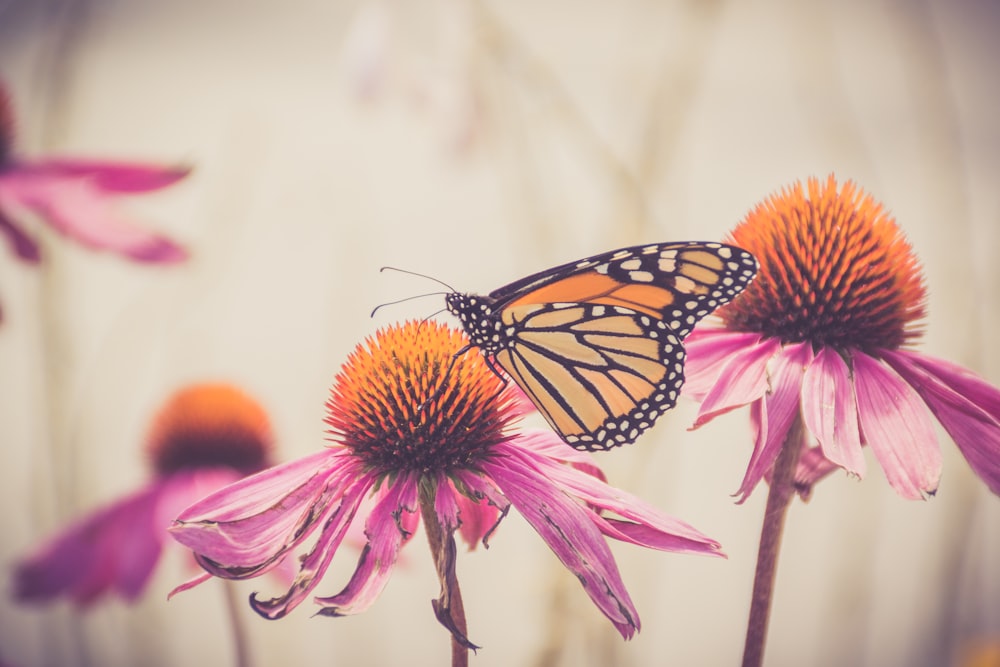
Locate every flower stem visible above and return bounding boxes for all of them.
[419,489,471,667]
[742,414,804,667]
[222,579,253,667]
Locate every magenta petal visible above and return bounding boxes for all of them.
[691,337,782,429]
[314,475,419,616]
[792,446,843,498]
[853,352,941,499]
[248,472,374,620]
[0,208,40,262]
[734,343,813,502]
[889,350,1000,420]
[801,347,865,476]
[3,174,186,263]
[482,446,640,639]
[18,159,191,192]
[526,439,722,556]
[15,484,163,606]
[683,328,764,399]
[883,350,1000,496]
[171,451,359,576]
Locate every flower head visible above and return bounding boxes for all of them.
[170,321,722,640]
[685,176,1000,500]
[13,383,274,606]
[0,79,189,270]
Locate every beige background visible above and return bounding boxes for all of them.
[1,0,998,665]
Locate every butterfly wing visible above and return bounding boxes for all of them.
[491,241,757,335]
[485,242,757,450]
[492,302,684,450]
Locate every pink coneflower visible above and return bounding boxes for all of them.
[685,176,1000,501]
[0,81,188,273]
[13,383,274,607]
[682,175,1000,667]
[170,321,722,664]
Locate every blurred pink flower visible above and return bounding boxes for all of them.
[684,176,1000,501]
[170,322,722,640]
[13,383,275,607]
[0,81,189,268]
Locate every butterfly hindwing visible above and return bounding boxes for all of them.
[445,240,758,450]
[492,302,685,450]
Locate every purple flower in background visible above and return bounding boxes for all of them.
[13,384,274,606]
[170,322,722,644]
[684,176,1000,501]
[0,80,188,271]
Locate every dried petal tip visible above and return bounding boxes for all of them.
[146,383,274,476]
[0,81,14,164]
[719,176,926,351]
[325,321,520,472]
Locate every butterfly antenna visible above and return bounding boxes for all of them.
[380,266,457,292]
[370,293,449,318]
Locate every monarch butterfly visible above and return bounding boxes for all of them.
[445,241,758,451]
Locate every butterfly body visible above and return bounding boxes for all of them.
[446,241,757,450]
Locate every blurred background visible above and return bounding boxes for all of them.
[1,0,998,665]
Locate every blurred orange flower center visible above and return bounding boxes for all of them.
[146,383,274,476]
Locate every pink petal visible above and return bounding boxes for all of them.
[14,483,164,606]
[16,158,191,192]
[683,328,764,399]
[314,474,419,616]
[0,208,40,262]
[801,346,865,476]
[450,469,511,548]
[734,343,813,502]
[853,352,941,499]
[249,474,375,619]
[691,337,782,429]
[0,171,186,263]
[792,446,844,500]
[883,350,1000,496]
[522,437,722,556]
[171,450,361,576]
[889,350,1000,420]
[482,446,640,639]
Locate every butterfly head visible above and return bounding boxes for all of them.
[445,292,504,351]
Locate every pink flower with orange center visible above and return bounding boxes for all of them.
[170,322,722,648]
[13,384,274,606]
[684,175,1000,500]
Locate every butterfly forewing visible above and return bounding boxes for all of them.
[446,240,758,450]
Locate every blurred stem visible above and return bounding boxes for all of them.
[222,580,252,667]
[420,488,471,667]
[742,414,804,667]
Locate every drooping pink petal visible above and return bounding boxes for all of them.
[451,483,500,550]
[888,350,1000,421]
[171,450,361,577]
[450,468,511,548]
[852,352,941,499]
[801,346,865,476]
[792,446,844,499]
[0,208,40,262]
[883,350,1000,495]
[0,172,186,263]
[313,474,419,617]
[734,342,813,502]
[683,328,763,399]
[690,337,782,429]
[14,484,163,606]
[482,445,640,639]
[13,159,191,193]
[248,472,375,620]
[516,433,722,556]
